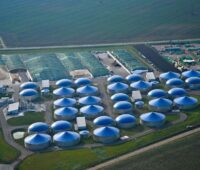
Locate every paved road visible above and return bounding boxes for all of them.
[44,101,53,124]
[87,127,200,170]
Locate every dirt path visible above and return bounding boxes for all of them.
[87,127,200,170]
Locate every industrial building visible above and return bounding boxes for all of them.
[131,90,142,102]
[7,102,19,115]
[93,126,120,144]
[24,133,51,151]
[28,122,49,134]
[80,105,104,119]
[174,96,198,110]
[107,82,129,94]
[148,89,167,99]
[149,98,173,112]
[76,117,87,130]
[78,96,101,106]
[53,131,80,147]
[140,112,166,127]
[93,116,114,127]
[111,93,129,103]
[51,120,72,133]
[54,107,78,121]
[53,98,76,108]
[113,101,133,114]
[115,114,136,129]
[126,74,143,83]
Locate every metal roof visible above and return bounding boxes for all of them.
[149,98,172,108]
[168,88,187,97]
[111,93,129,102]
[93,116,114,126]
[80,105,104,114]
[54,107,78,116]
[159,71,180,81]
[74,78,91,86]
[140,112,166,122]
[126,74,143,82]
[115,114,136,124]
[174,96,198,106]
[148,89,167,98]
[53,87,75,97]
[93,126,120,137]
[56,79,73,87]
[51,120,72,132]
[166,78,184,87]
[53,131,80,142]
[54,98,76,107]
[76,85,98,95]
[78,96,101,105]
[182,70,200,78]
[114,101,133,110]
[20,82,38,89]
[24,133,51,145]
[107,82,129,91]
[19,89,38,97]
[107,75,124,83]
[130,80,151,91]
[28,122,49,134]
[185,77,200,84]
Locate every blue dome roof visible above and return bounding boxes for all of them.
[130,81,151,91]
[140,112,166,122]
[107,82,129,91]
[174,96,198,106]
[41,89,50,93]
[126,74,143,82]
[25,133,51,145]
[28,122,49,134]
[20,82,38,89]
[114,101,133,110]
[56,79,73,87]
[93,126,120,137]
[166,78,184,87]
[78,96,101,105]
[54,98,76,107]
[111,93,129,102]
[115,114,136,124]
[93,116,114,126]
[185,77,200,84]
[77,85,98,95]
[149,98,172,108]
[168,88,187,97]
[107,75,124,83]
[79,130,90,136]
[74,78,91,86]
[53,131,80,142]
[150,81,160,86]
[51,120,72,132]
[159,71,180,81]
[80,105,104,114]
[53,87,75,97]
[19,89,38,97]
[182,70,200,78]
[135,101,144,106]
[54,107,78,117]
[148,89,167,98]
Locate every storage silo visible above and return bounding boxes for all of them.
[149,98,173,112]
[80,105,104,119]
[110,93,129,103]
[56,79,74,87]
[77,85,99,97]
[174,96,198,110]
[168,88,187,98]
[93,126,120,144]
[107,75,125,84]
[51,120,72,133]
[20,82,38,90]
[74,78,92,87]
[24,133,51,151]
[166,78,184,88]
[126,74,143,83]
[28,122,49,134]
[115,114,136,129]
[78,96,101,106]
[159,71,180,82]
[185,77,200,90]
[140,112,166,127]
[53,131,80,147]
[54,98,76,108]
[182,70,200,79]
[113,101,133,114]
[107,82,129,94]
[148,89,167,99]
[54,107,78,121]
[19,89,38,101]
[130,81,151,92]
[53,87,75,98]
[79,130,90,139]
[135,101,145,109]
[93,116,114,127]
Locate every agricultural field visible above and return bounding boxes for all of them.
[103,131,200,170]
[0,0,200,47]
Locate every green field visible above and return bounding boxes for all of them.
[0,0,199,47]
[0,129,19,163]
[103,131,200,170]
[7,112,45,126]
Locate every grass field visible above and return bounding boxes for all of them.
[0,129,19,163]
[7,112,45,126]
[103,131,200,170]
[0,0,199,47]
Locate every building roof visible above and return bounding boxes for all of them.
[93,116,114,126]
[114,101,133,110]
[115,114,136,124]
[80,105,104,114]
[54,98,76,107]
[76,117,86,129]
[168,88,187,97]
[131,90,142,101]
[19,89,38,97]
[42,80,50,89]
[8,102,19,112]
[53,131,80,142]
[25,133,51,145]
[149,98,172,108]
[78,96,101,105]
[126,74,143,83]
[76,85,98,95]
[146,72,156,81]
[93,126,120,137]
[182,70,200,78]
[28,122,49,133]
[51,120,72,132]
[174,96,198,106]
[159,71,180,81]
[53,87,75,96]
[107,82,129,91]
[148,89,167,98]
[111,93,129,102]
[130,81,151,91]
[166,78,184,87]
[74,77,92,86]
[140,112,166,122]
[185,77,200,84]
[20,82,38,89]
[56,79,73,87]
[107,75,124,83]
[54,107,78,116]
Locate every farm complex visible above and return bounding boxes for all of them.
[0,41,200,170]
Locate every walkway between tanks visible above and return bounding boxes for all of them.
[87,126,200,170]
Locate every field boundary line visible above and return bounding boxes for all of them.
[87,127,200,170]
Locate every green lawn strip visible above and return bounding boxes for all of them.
[7,112,45,126]
[0,129,20,163]
[104,131,200,170]
[17,104,200,170]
